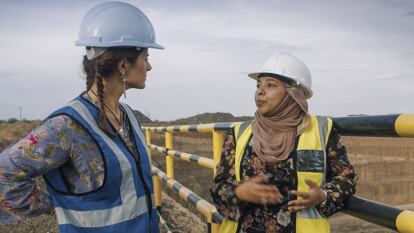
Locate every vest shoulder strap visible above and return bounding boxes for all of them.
[313,115,333,185]
[120,102,152,164]
[233,121,253,181]
[315,116,332,149]
[234,120,253,144]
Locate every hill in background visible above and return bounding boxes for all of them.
[133,110,152,123]
[134,110,253,125]
[172,112,253,124]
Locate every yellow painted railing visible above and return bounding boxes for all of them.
[144,114,414,233]
[144,123,228,233]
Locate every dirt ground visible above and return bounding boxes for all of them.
[0,195,407,233]
[0,191,205,233]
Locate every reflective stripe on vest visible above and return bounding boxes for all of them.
[219,116,332,233]
[296,116,331,233]
[44,98,158,232]
[120,102,152,163]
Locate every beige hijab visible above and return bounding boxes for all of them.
[252,84,310,164]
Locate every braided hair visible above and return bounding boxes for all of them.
[82,47,144,136]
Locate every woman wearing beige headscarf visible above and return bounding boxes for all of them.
[211,53,357,233]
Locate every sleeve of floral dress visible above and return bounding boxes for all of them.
[210,129,244,221]
[316,127,358,217]
[0,115,74,224]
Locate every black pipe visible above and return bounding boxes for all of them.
[342,196,402,231]
[332,115,400,137]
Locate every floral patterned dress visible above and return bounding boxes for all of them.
[0,94,141,224]
[210,126,357,233]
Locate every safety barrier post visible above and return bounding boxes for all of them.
[145,129,152,157]
[212,131,224,232]
[153,174,162,212]
[212,131,225,175]
[211,223,220,233]
[165,132,174,179]
[146,129,162,211]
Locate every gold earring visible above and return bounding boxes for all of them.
[121,74,127,99]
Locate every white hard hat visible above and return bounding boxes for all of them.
[248,52,313,98]
[75,1,164,49]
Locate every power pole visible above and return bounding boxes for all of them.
[19,106,22,121]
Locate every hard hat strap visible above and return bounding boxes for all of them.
[86,47,109,60]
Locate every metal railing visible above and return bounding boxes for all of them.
[158,212,172,233]
[144,114,414,233]
[152,166,223,232]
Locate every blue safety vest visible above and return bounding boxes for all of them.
[43,96,159,233]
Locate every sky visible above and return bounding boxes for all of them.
[0,0,413,121]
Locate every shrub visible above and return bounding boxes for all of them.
[7,118,18,123]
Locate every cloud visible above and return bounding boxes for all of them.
[0,0,413,120]
[0,70,18,78]
[404,11,414,17]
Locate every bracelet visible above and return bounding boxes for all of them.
[319,189,328,208]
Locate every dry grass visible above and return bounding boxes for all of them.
[0,121,42,150]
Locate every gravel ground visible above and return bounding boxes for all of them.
[0,213,58,233]
[159,192,206,233]
[1,199,407,233]
[0,192,205,233]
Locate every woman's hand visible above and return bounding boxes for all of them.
[287,179,326,212]
[234,174,283,205]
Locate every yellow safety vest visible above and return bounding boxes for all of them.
[219,115,332,233]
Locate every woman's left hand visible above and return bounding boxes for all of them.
[287,179,325,212]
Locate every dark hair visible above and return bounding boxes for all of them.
[82,47,144,136]
[258,73,296,86]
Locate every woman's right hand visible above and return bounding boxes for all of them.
[234,174,283,205]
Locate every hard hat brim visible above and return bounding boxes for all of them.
[248,72,313,98]
[248,72,296,86]
[75,41,165,50]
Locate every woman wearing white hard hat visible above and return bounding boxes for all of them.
[211,53,357,233]
[0,2,163,232]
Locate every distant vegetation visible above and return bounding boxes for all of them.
[0,118,38,124]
